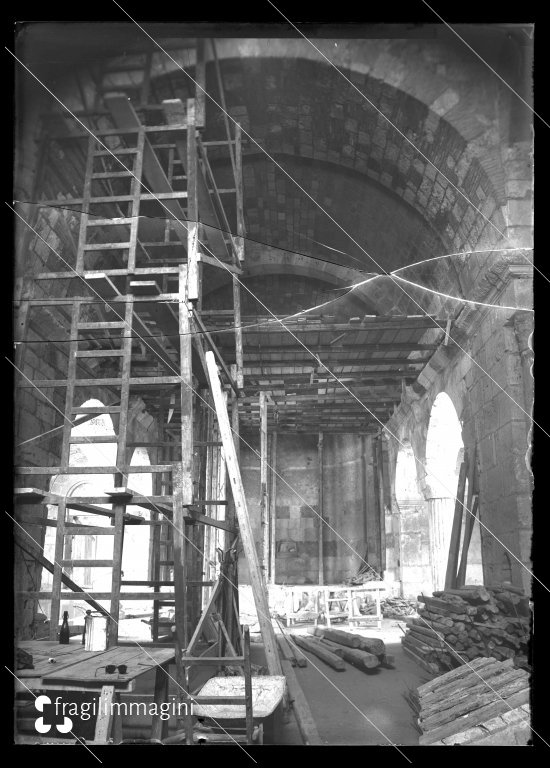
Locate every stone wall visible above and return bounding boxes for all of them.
[238,432,384,586]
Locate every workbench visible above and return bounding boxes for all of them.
[16,640,175,744]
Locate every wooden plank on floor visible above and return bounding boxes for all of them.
[280,658,323,745]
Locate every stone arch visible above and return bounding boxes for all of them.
[424,392,463,590]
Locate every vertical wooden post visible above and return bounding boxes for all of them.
[372,434,384,572]
[376,434,387,571]
[444,452,469,590]
[243,625,254,744]
[318,432,324,586]
[269,432,277,584]
[186,99,199,302]
[75,135,94,274]
[194,38,206,128]
[233,275,244,390]
[49,499,66,640]
[174,264,194,651]
[205,351,282,676]
[235,123,245,263]
[108,495,125,647]
[456,446,478,587]
[260,392,269,581]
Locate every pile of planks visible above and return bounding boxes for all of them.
[408,657,531,745]
[283,627,394,673]
[401,584,530,674]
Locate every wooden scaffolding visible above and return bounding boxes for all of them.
[14,39,281,743]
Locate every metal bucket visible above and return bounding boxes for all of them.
[84,612,109,651]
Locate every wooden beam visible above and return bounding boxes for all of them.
[260,392,269,580]
[279,658,323,745]
[205,351,282,676]
[444,454,469,590]
[456,447,479,587]
[318,433,324,586]
[194,38,206,127]
[269,432,277,585]
[234,123,245,263]
[375,434,387,571]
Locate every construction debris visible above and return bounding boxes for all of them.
[408,657,530,745]
[381,596,418,619]
[401,584,530,674]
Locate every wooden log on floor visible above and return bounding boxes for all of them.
[279,658,323,745]
[276,634,297,667]
[356,636,385,656]
[290,635,346,671]
[307,626,360,648]
[318,638,345,656]
[337,645,380,670]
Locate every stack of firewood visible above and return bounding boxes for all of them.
[401,584,530,674]
[406,657,531,745]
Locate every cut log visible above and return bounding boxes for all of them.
[307,626,361,648]
[290,634,346,671]
[338,645,380,671]
[318,638,345,657]
[355,636,385,656]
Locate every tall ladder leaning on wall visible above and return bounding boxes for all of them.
[14,38,282,741]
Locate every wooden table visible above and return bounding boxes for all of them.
[16,640,175,744]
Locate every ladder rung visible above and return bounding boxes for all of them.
[65,526,116,535]
[60,559,114,567]
[87,217,135,226]
[26,592,177,600]
[89,194,134,203]
[76,350,125,358]
[69,436,119,444]
[182,657,245,665]
[93,148,138,157]
[71,406,122,414]
[83,242,131,251]
[78,322,125,330]
[91,171,133,179]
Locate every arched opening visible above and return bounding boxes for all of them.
[394,440,432,598]
[39,401,158,640]
[425,393,464,590]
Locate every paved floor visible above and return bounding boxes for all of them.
[278,619,429,745]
